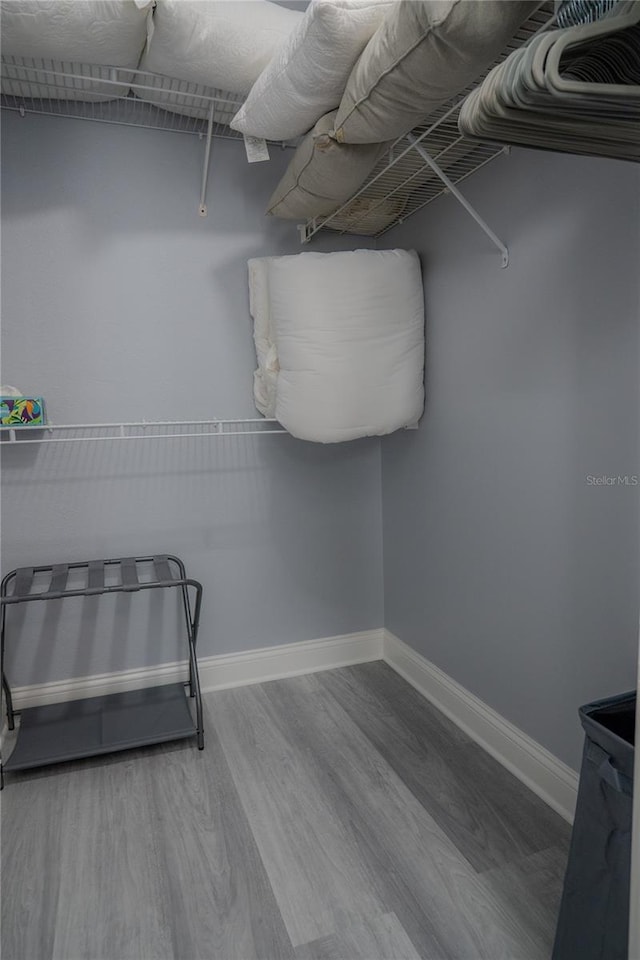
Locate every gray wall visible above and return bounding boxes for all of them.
[1,113,383,686]
[381,147,640,770]
[3,112,637,773]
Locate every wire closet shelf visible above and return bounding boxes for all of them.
[300,3,555,244]
[0,419,288,445]
[0,58,273,215]
[0,57,246,138]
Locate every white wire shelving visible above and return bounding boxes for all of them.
[300,3,555,258]
[0,57,276,216]
[0,418,288,446]
[1,7,554,242]
[0,57,246,136]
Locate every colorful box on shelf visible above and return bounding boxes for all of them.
[0,397,45,427]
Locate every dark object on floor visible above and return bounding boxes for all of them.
[553,690,635,960]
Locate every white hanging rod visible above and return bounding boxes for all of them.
[0,418,288,445]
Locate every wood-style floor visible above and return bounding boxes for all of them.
[1,662,571,960]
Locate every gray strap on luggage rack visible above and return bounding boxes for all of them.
[86,560,105,595]
[48,564,69,599]
[120,558,140,591]
[153,555,174,583]
[13,568,33,597]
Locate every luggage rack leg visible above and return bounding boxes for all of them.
[1,597,15,731]
[171,555,204,750]
[188,584,204,749]
[1,598,13,790]
[190,588,204,751]
[406,134,509,267]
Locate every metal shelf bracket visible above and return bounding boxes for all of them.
[199,103,215,217]
[406,134,509,267]
[298,220,317,245]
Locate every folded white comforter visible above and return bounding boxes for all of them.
[249,249,425,443]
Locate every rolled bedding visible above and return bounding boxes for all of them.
[248,249,425,443]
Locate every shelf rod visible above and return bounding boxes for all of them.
[0,418,287,444]
[199,102,215,217]
[406,134,509,268]
[0,62,240,106]
[1,429,288,446]
[0,418,280,432]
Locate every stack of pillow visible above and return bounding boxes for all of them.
[1,0,304,113]
[232,0,542,227]
[1,0,153,101]
[231,0,396,141]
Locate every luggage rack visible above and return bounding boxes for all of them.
[0,554,204,788]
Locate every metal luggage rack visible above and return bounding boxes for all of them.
[0,554,204,788]
[300,3,556,262]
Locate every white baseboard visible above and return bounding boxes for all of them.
[199,629,384,692]
[9,628,385,711]
[383,630,579,823]
[5,625,578,824]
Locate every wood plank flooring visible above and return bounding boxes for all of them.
[1,662,570,960]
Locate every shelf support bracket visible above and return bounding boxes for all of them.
[199,103,215,218]
[406,134,509,268]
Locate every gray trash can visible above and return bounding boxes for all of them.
[553,690,635,960]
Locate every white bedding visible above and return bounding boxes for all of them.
[231,0,394,142]
[249,258,279,418]
[249,250,425,443]
[0,0,151,101]
[333,0,541,143]
[134,0,302,119]
[266,111,387,221]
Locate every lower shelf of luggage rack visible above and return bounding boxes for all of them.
[3,682,197,773]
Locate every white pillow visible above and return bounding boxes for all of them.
[139,0,303,98]
[0,0,151,101]
[255,250,425,443]
[266,111,387,220]
[230,0,394,141]
[333,0,542,143]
